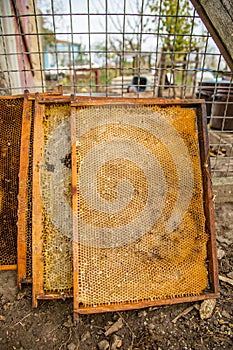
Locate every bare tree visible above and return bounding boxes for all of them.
[94,0,151,71]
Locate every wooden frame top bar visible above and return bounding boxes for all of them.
[70,96,204,106]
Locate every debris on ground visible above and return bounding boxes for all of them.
[219,275,233,286]
[199,299,217,320]
[104,318,123,337]
[0,202,232,349]
[98,339,110,350]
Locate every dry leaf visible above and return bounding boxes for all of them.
[200,299,216,320]
[105,318,123,336]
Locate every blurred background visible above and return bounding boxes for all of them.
[0,0,232,182]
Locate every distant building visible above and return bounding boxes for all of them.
[44,39,80,70]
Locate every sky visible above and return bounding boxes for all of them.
[38,0,206,47]
[37,0,222,68]
[38,0,154,49]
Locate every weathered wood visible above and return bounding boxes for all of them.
[32,96,45,308]
[0,265,17,271]
[71,106,79,319]
[70,96,204,107]
[75,293,219,315]
[17,92,31,288]
[196,103,220,295]
[191,0,233,71]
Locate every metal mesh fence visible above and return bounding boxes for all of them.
[0,0,232,179]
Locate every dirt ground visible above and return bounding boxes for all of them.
[0,202,232,350]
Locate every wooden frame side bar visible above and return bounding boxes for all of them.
[17,92,31,287]
[32,95,45,308]
[196,103,220,295]
[71,105,79,319]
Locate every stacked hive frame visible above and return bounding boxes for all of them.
[0,95,24,270]
[32,95,73,306]
[16,87,63,285]
[0,93,219,315]
[70,98,219,316]
[0,88,63,273]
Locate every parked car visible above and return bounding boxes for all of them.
[127,75,153,92]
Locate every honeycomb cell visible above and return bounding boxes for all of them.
[39,103,72,293]
[73,104,208,307]
[0,97,24,268]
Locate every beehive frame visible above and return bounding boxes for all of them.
[32,95,73,307]
[0,95,25,270]
[17,87,64,287]
[17,92,33,280]
[71,97,219,316]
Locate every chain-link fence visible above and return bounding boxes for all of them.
[0,0,232,182]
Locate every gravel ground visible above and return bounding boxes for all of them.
[0,202,232,350]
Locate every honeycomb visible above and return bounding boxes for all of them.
[0,97,24,268]
[73,104,208,308]
[25,100,34,278]
[18,91,63,282]
[40,103,73,292]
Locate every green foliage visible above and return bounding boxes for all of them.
[37,0,64,50]
[41,26,55,50]
[150,0,199,57]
